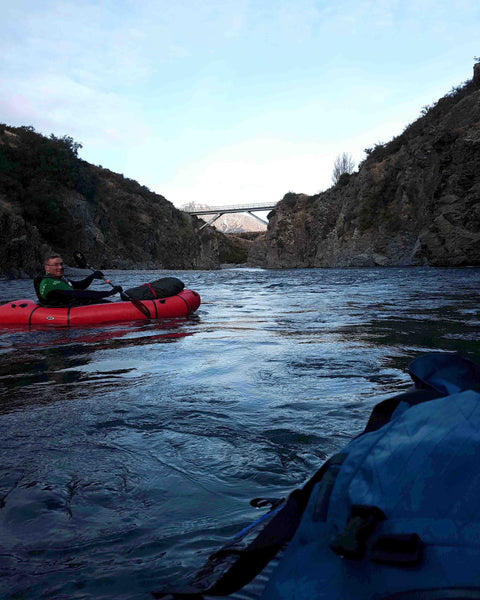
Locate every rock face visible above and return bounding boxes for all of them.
[250,65,480,268]
[0,126,228,277]
[0,198,49,278]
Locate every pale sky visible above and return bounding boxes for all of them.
[1,0,479,208]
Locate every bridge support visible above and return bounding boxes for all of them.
[247,211,268,226]
[198,213,222,232]
[184,202,277,232]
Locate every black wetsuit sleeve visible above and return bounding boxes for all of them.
[45,288,115,305]
[70,274,97,290]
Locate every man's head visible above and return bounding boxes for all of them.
[44,254,64,277]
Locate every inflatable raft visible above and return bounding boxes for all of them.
[0,289,200,327]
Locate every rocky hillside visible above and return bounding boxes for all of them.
[250,63,480,268]
[180,201,267,233]
[0,126,234,277]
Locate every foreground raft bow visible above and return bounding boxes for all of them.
[0,290,200,327]
[155,352,480,600]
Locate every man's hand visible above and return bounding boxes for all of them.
[92,270,104,279]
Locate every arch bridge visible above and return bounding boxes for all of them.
[183,202,277,231]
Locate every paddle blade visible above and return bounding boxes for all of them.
[73,251,88,269]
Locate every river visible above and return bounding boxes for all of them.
[0,267,479,599]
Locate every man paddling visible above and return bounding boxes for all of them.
[35,254,122,306]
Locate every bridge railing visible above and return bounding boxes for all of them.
[184,202,277,215]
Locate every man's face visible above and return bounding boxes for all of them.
[44,257,64,277]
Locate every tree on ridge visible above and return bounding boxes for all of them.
[332,152,355,185]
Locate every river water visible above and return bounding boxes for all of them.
[0,267,479,599]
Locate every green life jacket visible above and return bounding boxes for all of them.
[38,275,73,302]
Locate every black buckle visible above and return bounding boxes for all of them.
[370,533,424,566]
[330,504,386,560]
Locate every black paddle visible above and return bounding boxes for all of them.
[73,251,151,319]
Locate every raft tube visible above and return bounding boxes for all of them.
[0,289,201,327]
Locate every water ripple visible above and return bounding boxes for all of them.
[1,267,480,598]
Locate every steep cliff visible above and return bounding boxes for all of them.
[251,64,480,268]
[0,125,227,277]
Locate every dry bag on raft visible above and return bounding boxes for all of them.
[154,352,480,600]
[123,277,184,300]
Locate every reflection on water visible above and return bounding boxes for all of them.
[0,318,199,412]
[0,267,479,599]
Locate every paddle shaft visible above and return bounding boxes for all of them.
[73,252,151,319]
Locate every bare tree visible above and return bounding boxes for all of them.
[332,152,355,185]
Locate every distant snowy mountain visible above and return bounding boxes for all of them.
[181,201,267,233]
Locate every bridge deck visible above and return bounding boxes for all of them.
[183,202,277,215]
